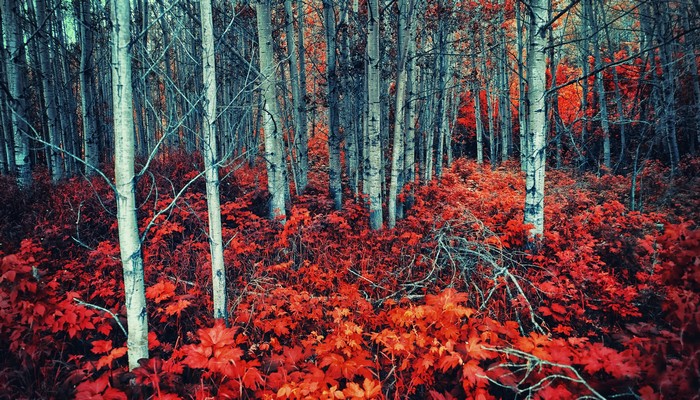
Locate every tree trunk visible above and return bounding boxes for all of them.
[367,0,383,230]
[80,0,99,175]
[516,0,527,171]
[284,0,307,194]
[200,0,227,322]
[111,0,149,370]
[35,0,63,182]
[324,0,342,210]
[524,0,548,240]
[403,5,418,211]
[585,0,611,171]
[388,0,414,228]
[2,0,31,188]
[256,0,287,221]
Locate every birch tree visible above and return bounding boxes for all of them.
[111,0,149,369]
[200,0,227,321]
[388,0,415,228]
[2,0,31,188]
[524,0,548,240]
[367,0,383,230]
[284,0,308,194]
[324,0,342,210]
[80,0,99,175]
[34,0,63,182]
[255,0,287,221]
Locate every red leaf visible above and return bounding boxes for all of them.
[91,340,113,355]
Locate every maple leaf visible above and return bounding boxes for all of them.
[362,378,382,399]
[91,340,113,355]
[437,352,463,372]
[146,281,176,304]
[461,359,484,389]
[342,382,365,399]
[96,347,127,370]
[164,299,191,317]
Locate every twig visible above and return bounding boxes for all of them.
[73,298,127,337]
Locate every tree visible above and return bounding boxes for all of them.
[284,0,308,194]
[324,0,342,210]
[34,0,63,182]
[111,0,149,369]
[255,0,287,222]
[2,0,31,188]
[523,0,548,240]
[388,0,415,228]
[79,0,99,175]
[367,0,383,230]
[200,0,227,321]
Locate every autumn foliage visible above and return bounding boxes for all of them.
[0,155,698,399]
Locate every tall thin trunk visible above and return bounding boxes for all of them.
[111,0,148,370]
[324,0,342,210]
[284,0,307,194]
[2,0,31,188]
[524,0,548,240]
[516,0,527,171]
[80,0,99,175]
[403,7,418,211]
[388,0,414,228]
[35,0,63,182]
[585,0,611,171]
[200,0,227,322]
[367,0,383,230]
[0,12,14,174]
[683,8,700,152]
[256,0,287,221]
[296,0,309,191]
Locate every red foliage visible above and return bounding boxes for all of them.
[0,156,697,398]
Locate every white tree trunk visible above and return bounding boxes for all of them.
[324,0,342,210]
[284,0,307,194]
[35,0,63,182]
[200,0,227,322]
[367,0,383,230]
[524,0,548,240]
[111,0,149,369]
[388,0,414,228]
[256,0,287,221]
[3,0,31,188]
[80,0,99,175]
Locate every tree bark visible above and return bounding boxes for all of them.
[256,0,287,221]
[2,0,31,188]
[80,0,99,175]
[284,0,308,194]
[111,0,149,370]
[388,0,414,228]
[34,0,63,182]
[367,0,383,230]
[324,0,342,210]
[524,0,548,240]
[200,0,227,322]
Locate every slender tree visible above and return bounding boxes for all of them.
[388,0,415,228]
[324,0,342,210]
[34,0,63,182]
[284,0,308,194]
[524,0,548,240]
[367,0,383,230]
[80,0,99,175]
[111,0,149,369]
[200,0,227,322]
[2,0,31,188]
[255,0,287,221]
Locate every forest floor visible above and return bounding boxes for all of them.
[0,155,698,399]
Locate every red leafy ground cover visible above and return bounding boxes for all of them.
[0,156,697,399]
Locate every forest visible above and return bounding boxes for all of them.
[0,0,698,398]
